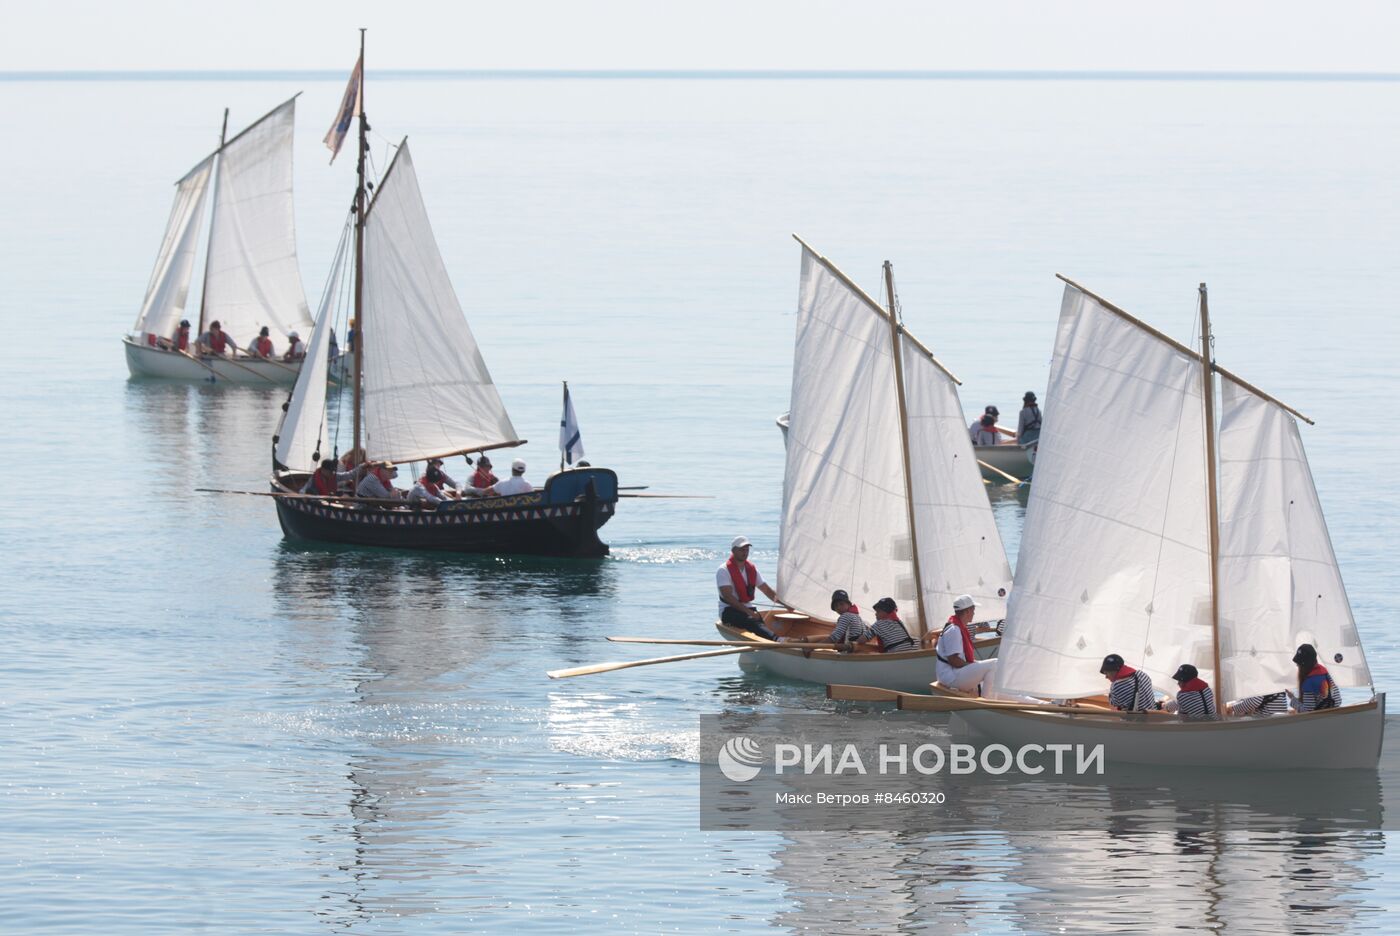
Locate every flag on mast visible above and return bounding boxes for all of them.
[323,54,363,164]
[560,382,585,467]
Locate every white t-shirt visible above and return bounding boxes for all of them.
[716,562,766,616]
[493,474,533,496]
[934,622,970,685]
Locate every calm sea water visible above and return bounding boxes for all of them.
[2,73,1399,933]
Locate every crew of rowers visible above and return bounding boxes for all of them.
[148,319,307,362]
[1097,645,1342,719]
[718,536,1345,719]
[969,392,1041,447]
[300,453,535,505]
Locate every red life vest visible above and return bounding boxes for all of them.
[210,330,229,353]
[725,558,757,603]
[177,330,189,351]
[372,466,393,488]
[254,336,273,357]
[419,474,443,498]
[471,467,497,488]
[1114,664,1138,680]
[146,333,157,346]
[944,615,976,662]
[311,469,336,496]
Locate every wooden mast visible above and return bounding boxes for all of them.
[196,107,229,339]
[1199,283,1224,701]
[884,262,927,641]
[351,28,367,464]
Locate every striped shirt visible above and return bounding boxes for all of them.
[1164,685,1218,720]
[1108,668,1157,712]
[1231,692,1290,717]
[829,611,868,644]
[1297,677,1342,713]
[867,617,917,653]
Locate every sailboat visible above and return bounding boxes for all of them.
[123,97,315,384]
[715,237,1012,692]
[867,276,1384,768]
[268,36,618,557]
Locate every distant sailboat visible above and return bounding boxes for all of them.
[269,35,618,557]
[123,97,315,384]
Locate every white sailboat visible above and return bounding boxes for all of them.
[123,97,315,384]
[718,237,1012,691]
[942,276,1383,768]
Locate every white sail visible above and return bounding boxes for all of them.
[778,246,918,630]
[360,142,519,463]
[902,332,1013,622]
[203,98,312,346]
[1217,378,1372,698]
[274,229,350,472]
[132,156,214,340]
[997,284,1213,699]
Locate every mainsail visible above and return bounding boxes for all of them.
[902,331,1012,621]
[778,242,1011,634]
[1217,378,1372,699]
[996,283,1214,700]
[202,97,313,344]
[274,227,350,472]
[360,143,519,463]
[132,156,214,340]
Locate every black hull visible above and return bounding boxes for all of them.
[272,468,617,558]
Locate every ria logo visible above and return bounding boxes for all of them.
[717,736,764,782]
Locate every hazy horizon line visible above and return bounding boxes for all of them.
[5,68,1400,83]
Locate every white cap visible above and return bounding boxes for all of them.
[288,330,300,339]
[511,458,526,473]
[731,535,751,550]
[952,594,976,611]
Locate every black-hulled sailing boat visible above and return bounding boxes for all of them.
[268,34,617,557]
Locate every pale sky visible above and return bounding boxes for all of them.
[5,0,1400,73]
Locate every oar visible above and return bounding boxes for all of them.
[617,493,713,499]
[546,646,753,679]
[195,487,408,507]
[606,637,842,653]
[977,459,1023,485]
[618,485,650,491]
[177,350,220,382]
[193,350,279,384]
[897,694,1115,715]
[827,684,905,702]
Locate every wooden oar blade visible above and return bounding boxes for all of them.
[546,646,752,679]
[826,684,905,702]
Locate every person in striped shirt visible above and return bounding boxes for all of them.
[1227,692,1290,717]
[1291,643,1343,712]
[1099,654,1157,712]
[1162,664,1217,720]
[785,589,868,651]
[861,597,918,653]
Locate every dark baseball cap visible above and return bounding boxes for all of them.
[830,589,851,611]
[1171,664,1198,683]
[873,597,897,613]
[1099,653,1125,675]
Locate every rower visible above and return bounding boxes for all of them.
[195,320,234,356]
[932,594,997,691]
[301,458,353,496]
[1226,692,1290,717]
[409,465,453,506]
[971,412,1001,446]
[283,330,306,361]
[1099,654,1157,712]
[786,589,868,651]
[248,326,275,358]
[469,455,499,489]
[490,459,533,496]
[863,597,917,653]
[427,456,461,492]
[172,319,191,352]
[1291,643,1342,712]
[1162,664,1217,720]
[1017,391,1041,447]
[357,461,403,499]
[716,536,782,640]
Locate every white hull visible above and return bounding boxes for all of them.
[951,694,1385,770]
[973,443,1033,481]
[124,337,301,385]
[717,623,997,694]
